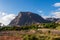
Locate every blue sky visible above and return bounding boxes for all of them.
[0,0,60,25]
[0,0,60,15]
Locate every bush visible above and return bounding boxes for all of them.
[52,38,60,40]
[23,34,50,40]
[43,23,57,29]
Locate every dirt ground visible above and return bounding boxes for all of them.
[0,36,22,40]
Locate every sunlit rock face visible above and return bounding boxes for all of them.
[9,12,49,26]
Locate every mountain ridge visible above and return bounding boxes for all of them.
[9,12,51,26]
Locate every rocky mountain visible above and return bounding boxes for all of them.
[45,18,60,22]
[0,23,4,26]
[56,19,60,24]
[9,12,50,26]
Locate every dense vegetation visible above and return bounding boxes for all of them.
[0,23,60,31]
[43,23,59,28]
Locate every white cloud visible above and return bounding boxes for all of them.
[52,3,60,18]
[52,11,60,18]
[42,11,60,18]
[42,15,51,19]
[39,11,60,18]
[0,12,16,25]
[53,3,60,7]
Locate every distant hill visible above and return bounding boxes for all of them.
[45,18,60,22]
[9,12,51,26]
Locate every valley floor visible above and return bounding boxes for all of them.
[0,29,60,40]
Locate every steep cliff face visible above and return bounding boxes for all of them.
[9,12,48,26]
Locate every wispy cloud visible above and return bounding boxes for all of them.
[0,12,16,25]
[38,10,43,13]
[41,3,60,18]
[53,3,60,7]
[38,10,51,18]
[41,11,60,18]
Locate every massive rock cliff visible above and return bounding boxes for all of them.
[9,12,49,26]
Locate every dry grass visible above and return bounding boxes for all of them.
[0,29,60,40]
